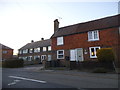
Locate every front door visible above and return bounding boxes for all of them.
[70,48,84,61]
[48,55,51,61]
[70,49,76,61]
[76,48,84,62]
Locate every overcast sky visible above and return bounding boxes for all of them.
[0,0,119,55]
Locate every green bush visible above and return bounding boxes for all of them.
[2,59,24,68]
[96,48,115,62]
[93,68,107,73]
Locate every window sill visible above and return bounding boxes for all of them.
[90,57,97,58]
[57,58,64,59]
[88,39,99,42]
[57,44,64,46]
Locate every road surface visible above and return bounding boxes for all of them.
[2,66,119,90]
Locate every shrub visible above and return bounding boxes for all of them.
[93,68,107,73]
[96,48,115,62]
[2,59,24,68]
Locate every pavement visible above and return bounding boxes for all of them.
[23,64,119,80]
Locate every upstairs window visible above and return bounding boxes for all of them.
[57,36,64,45]
[2,51,7,54]
[48,46,51,51]
[88,30,99,41]
[43,47,47,52]
[29,49,33,53]
[34,48,40,53]
[19,50,22,54]
[23,49,28,54]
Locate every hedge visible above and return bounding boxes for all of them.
[2,59,24,68]
[96,48,115,62]
[92,68,107,73]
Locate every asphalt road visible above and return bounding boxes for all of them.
[1,66,119,90]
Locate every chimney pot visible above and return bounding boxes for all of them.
[31,40,34,43]
[41,38,44,40]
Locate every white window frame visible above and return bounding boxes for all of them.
[34,55,40,60]
[28,56,32,61]
[29,49,33,53]
[57,50,64,59]
[41,55,46,61]
[23,56,27,61]
[43,47,47,52]
[34,48,40,53]
[19,50,22,54]
[23,49,28,54]
[89,46,100,58]
[57,36,64,45]
[88,30,99,41]
[48,46,51,51]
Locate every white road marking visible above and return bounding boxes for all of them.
[9,76,46,84]
[8,80,21,86]
[8,82,16,86]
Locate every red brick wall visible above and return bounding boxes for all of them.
[52,27,119,62]
[2,49,13,60]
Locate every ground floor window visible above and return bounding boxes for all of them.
[89,46,100,58]
[18,57,22,59]
[41,55,46,61]
[57,50,64,59]
[28,56,32,61]
[22,57,27,61]
[34,56,40,60]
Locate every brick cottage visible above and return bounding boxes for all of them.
[0,43,13,61]
[51,14,120,67]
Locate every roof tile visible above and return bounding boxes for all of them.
[52,14,120,38]
[19,39,51,50]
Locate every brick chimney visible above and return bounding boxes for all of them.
[54,19,59,33]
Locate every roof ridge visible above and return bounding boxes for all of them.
[59,14,120,30]
[52,14,120,38]
[30,39,50,44]
[19,39,51,50]
[0,43,13,49]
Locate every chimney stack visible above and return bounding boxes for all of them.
[54,19,59,33]
[41,38,44,41]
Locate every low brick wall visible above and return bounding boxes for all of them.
[24,60,41,65]
[70,61,115,70]
[45,61,60,68]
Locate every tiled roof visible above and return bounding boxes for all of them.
[51,14,120,38]
[0,43,13,49]
[19,39,51,50]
